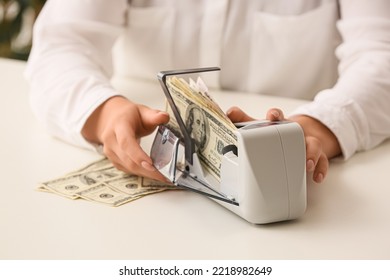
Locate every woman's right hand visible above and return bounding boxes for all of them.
[81,96,170,182]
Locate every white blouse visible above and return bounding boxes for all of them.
[25,0,390,159]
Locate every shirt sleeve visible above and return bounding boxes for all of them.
[25,0,128,149]
[290,0,390,159]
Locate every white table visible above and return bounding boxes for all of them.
[1,58,390,260]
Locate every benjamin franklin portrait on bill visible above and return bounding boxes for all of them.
[185,104,209,152]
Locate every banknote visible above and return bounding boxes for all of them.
[77,183,140,207]
[165,76,237,181]
[38,158,176,206]
[39,165,126,199]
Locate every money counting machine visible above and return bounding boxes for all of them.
[151,67,307,224]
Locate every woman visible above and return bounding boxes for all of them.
[26,0,390,183]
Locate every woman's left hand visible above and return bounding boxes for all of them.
[226,106,341,184]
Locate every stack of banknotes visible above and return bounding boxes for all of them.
[165,76,237,182]
[38,75,237,206]
[38,158,175,206]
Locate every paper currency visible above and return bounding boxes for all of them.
[38,158,176,206]
[38,75,236,205]
[165,76,237,181]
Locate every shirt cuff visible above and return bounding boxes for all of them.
[290,89,369,160]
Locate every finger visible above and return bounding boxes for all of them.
[107,137,168,182]
[101,121,152,171]
[305,136,322,173]
[313,153,328,183]
[127,156,169,183]
[139,106,170,132]
[266,108,285,121]
[105,145,168,182]
[103,148,128,173]
[226,106,255,123]
[117,132,170,181]
[99,111,169,182]
[116,126,154,169]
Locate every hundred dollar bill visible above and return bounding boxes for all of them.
[36,158,113,193]
[39,165,125,199]
[173,77,233,127]
[77,183,138,207]
[165,76,237,182]
[105,174,170,196]
[38,158,177,206]
[188,77,230,122]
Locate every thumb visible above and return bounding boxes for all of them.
[266,108,285,121]
[226,106,255,123]
[140,107,170,130]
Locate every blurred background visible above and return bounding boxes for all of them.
[0,0,45,60]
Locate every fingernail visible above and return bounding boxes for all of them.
[141,161,156,172]
[315,173,324,183]
[226,108,233,116]
[306,160,315,172]
[272,111,280,118]
[159,111,169,117]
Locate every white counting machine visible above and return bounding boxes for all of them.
[151,67,307,224]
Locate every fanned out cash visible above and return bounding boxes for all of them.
[165,76,238,182]
[37,158,177,207]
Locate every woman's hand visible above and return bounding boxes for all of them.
[226,106,341,183]
[81,96,170,182]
